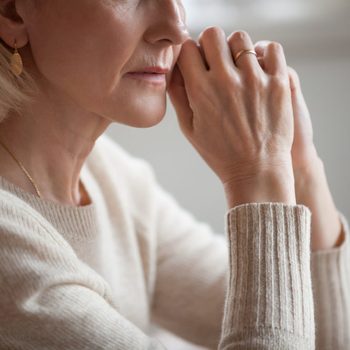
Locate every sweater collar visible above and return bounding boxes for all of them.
[0,163,98,242]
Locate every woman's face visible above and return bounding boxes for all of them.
[17,0,189,127]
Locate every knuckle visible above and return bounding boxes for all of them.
[268,41,284,52]
[254,40,271,48]
[199,26,225,43]
[228,30,251,44]
[222,73,240,91]
[216,64,236,81]
[181,38,196,51]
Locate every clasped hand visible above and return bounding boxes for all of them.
[168,28,317,208]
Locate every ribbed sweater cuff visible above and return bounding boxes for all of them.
[220,203,314,349]
[311,212,350,348]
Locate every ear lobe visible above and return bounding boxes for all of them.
[0,0,28,49]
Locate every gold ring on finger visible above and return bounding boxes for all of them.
[234,49,257,64]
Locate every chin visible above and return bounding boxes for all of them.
[114,93,167,128]
[128,112,166,128]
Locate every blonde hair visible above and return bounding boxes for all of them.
[0,39,39,123]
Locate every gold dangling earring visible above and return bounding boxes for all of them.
[10,39,23,77]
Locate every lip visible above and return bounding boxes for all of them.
[125,66,170,85]
[131,66,170,74]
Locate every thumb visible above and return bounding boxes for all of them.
[167,64,194,137]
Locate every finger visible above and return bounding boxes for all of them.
[288,67,314,153]
[177,38,207,91]
[288,67,310,120]
[228,31,262,73]
[254,40,271,58]
[198,26,235,72]
[167,64,194,136]
[257,56,266,71]
[254,40,271,71]
[257,41,288,76]
[197,43,209,70]
[288,66,301,93]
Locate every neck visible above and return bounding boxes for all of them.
[0,97,110,206]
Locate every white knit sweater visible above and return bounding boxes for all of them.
[0,134,348,349]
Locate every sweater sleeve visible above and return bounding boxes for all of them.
[311,212,350,349]
[219,203,315,349]
[150,172,315,349]
[0,191,165,350]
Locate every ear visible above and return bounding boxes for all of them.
[0,0,28,49]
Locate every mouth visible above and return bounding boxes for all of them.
[125,67,170,85]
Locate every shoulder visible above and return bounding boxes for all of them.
[0,189,44,223]
[0,189,74,250]
[0,189,111,303]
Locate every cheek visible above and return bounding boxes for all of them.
[29,3,133,108]
[27,2,169,127]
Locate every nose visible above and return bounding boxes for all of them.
[144,0,190,46]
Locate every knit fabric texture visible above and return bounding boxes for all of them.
[0,134,349,349]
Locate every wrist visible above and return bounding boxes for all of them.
[292,143,320,178]
[293,155,343,251]
[294,155,325,194]
[223,159,296,208]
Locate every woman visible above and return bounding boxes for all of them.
[0,1,348,349]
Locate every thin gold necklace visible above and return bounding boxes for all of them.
[0,139,42,198]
